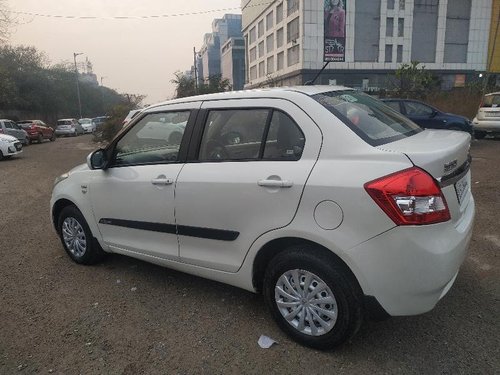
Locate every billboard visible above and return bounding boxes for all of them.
[324,0,346,62]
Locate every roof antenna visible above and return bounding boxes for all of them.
[304,62,330,86]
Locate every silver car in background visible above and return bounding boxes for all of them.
[79,118,96,134]
[55,118,84,137]
[0,119,29,145]
[473,92,500,138]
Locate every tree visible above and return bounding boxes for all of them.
[394,61,440,99]
[171,71,196,98]
[171,72,232,99]
[0,0,12,45]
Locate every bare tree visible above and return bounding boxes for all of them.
[0,0,12,44]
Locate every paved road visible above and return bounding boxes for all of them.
[0,135,498,374]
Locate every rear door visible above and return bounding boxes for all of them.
[174,98,322,272]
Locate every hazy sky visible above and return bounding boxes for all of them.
[8,0,242,104]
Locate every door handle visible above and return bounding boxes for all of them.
[151,176,174,186]
[258,179,293,188]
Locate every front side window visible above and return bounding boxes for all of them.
[313,90,421,146]
[384,101,402,113]
[113,111,189,166]
[404,101,434,116]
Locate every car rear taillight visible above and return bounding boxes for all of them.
[0,128,3,133]
[364,167,450,225]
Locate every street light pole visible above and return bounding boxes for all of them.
[100,76,107,112]
[73,52,83,119]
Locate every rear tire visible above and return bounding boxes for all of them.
[57,205,106,265]
[475,131,486,139]
[263,245,363,350]
[37,133,43,143]
[50,133,56,141]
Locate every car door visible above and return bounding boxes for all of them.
[89,104,199,260]
[174,98,322,272]
[403,101,443,129]
[383,100,403,114]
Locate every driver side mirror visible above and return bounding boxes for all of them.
[87,149,107,170]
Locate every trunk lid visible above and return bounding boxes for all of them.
[377,129,472,222]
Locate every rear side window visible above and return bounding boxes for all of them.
[313,90,422,146]
[198,108,305,162]
[384,101,402,113]
[404,101,434,116]
[482,95,500,108]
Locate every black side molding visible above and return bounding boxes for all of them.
[98,218,239,241]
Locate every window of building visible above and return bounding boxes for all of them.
[385,44,393,62]
[387,0,395,9]
[114,111,190,166]
[287,0,299,16]
[266,11,274,30]
[267,56,275,74]
[276,28,284,48]
[249,27,256,44]
[399,0,405,10]
[276,3,284,23]
[249,47,257,62]
[398,18,404,37]
[397,45,403,62]
[287,44,300,66]
[258,20,264,38]
[386,17,394,37]
[277,51,285,70]
[266,34,274,53]
[259,61,265,77]
[249,65,257,80]
[287,17,300,43]
[199,109,269,161]
[258,41,265,57]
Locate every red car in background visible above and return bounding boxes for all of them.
[17,120,56,144]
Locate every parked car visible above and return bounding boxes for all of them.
[78,118,96,134]
[0,133,23,160]
[0,119,29,145]
[17,119,56,144]
[472,92,500,139]
[381,98,474,134]
[55,118,84,137]
[92,116,110,130]
[51,86,474,349]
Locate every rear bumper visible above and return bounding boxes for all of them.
[472,118,500,132]
[55,129,76,136]
[348,196,475,316]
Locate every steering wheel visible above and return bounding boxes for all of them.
[205,140,229,160]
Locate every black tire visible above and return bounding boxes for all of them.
[474,131,486,139]
[0,150,4,161]
[448,126,462,131]
[263,245,363,350]
[37,133,43,143]
[50,133,56,141]
[57,205,106,265]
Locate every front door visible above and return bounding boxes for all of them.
[90,106,198,260]
[404,101,444,129]
[175,99,322,272]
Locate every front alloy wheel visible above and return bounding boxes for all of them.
[61,217,87,258]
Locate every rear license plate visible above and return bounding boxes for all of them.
[485,112,500,117]
[455,174,469,205]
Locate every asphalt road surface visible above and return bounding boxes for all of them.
[0,135,498,374]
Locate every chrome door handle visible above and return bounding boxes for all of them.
[258,179,293,188]
[151,177,174,186]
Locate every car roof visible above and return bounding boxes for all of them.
[484,92,500,96]
[147,85,353,110]
[58,118,75,121]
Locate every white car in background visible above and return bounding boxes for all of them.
[0,133,23,160]
[51,86,474,349]
[473,91,500,138]
[78,118,96,133]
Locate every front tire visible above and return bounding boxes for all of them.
[474,131,486,139]
[263,246,363,350]
[57,206,106,265]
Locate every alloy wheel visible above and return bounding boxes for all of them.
[61,217,87,257]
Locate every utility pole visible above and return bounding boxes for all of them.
[100,76,107,113]
[73,52,83,119]
[193,47,198,94]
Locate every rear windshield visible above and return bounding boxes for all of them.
[482,94,500,108]
[79,119,91,124]
[57,120,72,125]
[313,91,422,146]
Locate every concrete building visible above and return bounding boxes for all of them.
[199,14,245,87]
[242,0,494,90]
[221,37,246,89]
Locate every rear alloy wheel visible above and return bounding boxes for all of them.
[58,206,105,264]
[263,245,363,350]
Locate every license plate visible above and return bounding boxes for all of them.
[455,175,469,205]
[485,112,500,117]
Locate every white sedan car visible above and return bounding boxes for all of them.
[0,134,23,160]
[51,86,474,349]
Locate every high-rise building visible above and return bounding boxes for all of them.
[242,0,494,90]
[221,37,246,90]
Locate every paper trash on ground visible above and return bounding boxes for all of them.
[258,335,278,349]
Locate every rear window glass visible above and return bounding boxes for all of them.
[482,94,500,108]
[313,91,422,146]
[57,120,72,125]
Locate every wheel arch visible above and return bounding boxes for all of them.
[252,237,362,295]
[51,198,78,233]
